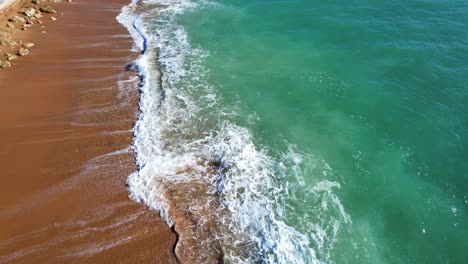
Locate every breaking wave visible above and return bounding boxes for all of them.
[117,0,351,263]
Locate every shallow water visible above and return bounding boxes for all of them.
[120,0,468,263]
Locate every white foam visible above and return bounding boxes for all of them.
[117,0,351,263]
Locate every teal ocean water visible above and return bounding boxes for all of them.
[119,0,467,263]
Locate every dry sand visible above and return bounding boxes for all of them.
[0,0,28,21]
[0,0,177,263]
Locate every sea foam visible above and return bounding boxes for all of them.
[117,0,350,263]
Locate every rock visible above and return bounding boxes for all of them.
[33,13,43,19]
[6,23,15,29]
[8,16,27,23]
[37,20,43,24]
[50,16,57,21]
[0,60,12,69]
[39,5,56,13]
[5,53,17,61]
[17,48,30,56]
[23,42,34,48]
[21,7,36,17]
[50,0,62,2]
[31,0,43,4]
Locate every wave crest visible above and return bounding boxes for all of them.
[117,0,350,263]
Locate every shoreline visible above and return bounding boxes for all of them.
[0,0,28,21]
[0,0,177,262]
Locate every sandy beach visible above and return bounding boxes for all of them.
[0,0,27,21]
[0,0,176,263]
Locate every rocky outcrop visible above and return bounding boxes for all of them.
[0,0,69,70]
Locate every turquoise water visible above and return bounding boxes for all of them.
[122,0,467,263]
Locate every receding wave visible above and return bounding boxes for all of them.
[117,0,350,263]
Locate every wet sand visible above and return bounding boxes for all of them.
[0,0,176,263]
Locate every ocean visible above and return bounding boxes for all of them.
[118,0,468,263]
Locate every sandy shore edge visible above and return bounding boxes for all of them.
[0,0,177,263]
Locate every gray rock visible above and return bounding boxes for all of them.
[39,5,56,13]
[8,16,27,23]
[21,7,36,17]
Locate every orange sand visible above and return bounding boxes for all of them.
[0,0,177,263]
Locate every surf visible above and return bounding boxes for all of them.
[117,0,350,263]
